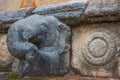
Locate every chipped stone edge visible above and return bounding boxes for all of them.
[82,4,120,24]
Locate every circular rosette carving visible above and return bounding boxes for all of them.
[80,28,117,69]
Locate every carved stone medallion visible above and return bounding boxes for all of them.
[72,23,120,77]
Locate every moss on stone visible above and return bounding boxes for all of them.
[6,73,64,80]
[7,73,19,79]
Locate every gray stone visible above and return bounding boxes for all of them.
[7,14,70,77]
[0,0,88,32]
[32,0,88,25]
[72,23,120,77]
[0,8,29,33]
[82,0,120,23]
[1,0,119,32]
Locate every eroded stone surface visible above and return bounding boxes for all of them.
[32,0,88,25]
[83,0,120,23]
[7,14,70,77]
[72,23,120,77]
[0,8,29,33]
[0,0,88,32]
[0,34,13,71]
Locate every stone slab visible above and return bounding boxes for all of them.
[82,0,120,23]
[32,0,88,25]
[0,8,29,33]
[1,0,119,32]
[72,22,120,77]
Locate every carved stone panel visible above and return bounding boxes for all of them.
[72,23,120,77]
[7,14,70,77]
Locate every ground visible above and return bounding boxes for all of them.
[0,71,119,80]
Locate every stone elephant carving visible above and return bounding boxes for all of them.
[7,14,70,77]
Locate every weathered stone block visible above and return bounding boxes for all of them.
[72,23,120,77]
[32,0,88,25]
[0,8,29,33]
[7,14,70,77]
[0,0,88,32]
[0,34,13,71]
[83,0,120,23]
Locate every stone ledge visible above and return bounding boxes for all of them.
[0,1,88,32]
[82,0,120,23]
[32,1,88,25]
[0,8,29,33]
[0,0,119,31]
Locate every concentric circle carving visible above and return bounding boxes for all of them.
[81,28,117,67]
[88,38,107,58]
